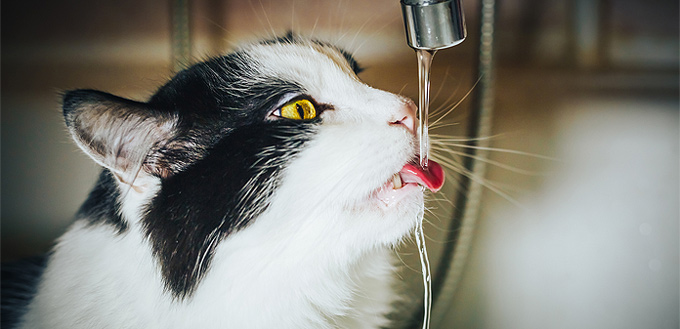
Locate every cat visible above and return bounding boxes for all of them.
[3,34,444,329]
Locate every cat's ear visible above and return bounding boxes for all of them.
[63,89,177,186]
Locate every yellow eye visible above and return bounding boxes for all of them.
[279,99,316,120]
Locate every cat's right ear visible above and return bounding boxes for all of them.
[63,89,177,186]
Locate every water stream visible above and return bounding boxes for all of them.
[415,48,436,329]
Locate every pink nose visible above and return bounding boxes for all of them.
[389,99,417,133]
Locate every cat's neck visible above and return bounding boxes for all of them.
[157,211,398,328]
[60,172,398,327]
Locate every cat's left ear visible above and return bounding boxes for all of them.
[63,89,177,186]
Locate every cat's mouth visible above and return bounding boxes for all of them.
[375,160,445,208]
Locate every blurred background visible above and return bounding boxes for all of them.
[2,0,678,328]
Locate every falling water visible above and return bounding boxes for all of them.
[415,213,432,329]
[416,49,436,169]
[415,48,437,329]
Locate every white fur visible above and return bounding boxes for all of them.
[21,40,423,328]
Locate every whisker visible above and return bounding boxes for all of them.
[487,180,534,195]
[443,165,474,202]
[310,15,321,38]
[430,73,483,127]
[290,1,296,33]
[423,208,437,224]
[395,248,421,275]
[257,0,277,38]
[347,18,374,51]
[423,224,440,244]
[431,142,559,161]
[333,0,367,46]
[430,133,506,143]
[398,84,409,95]
[428,67,452,115]
[199,15,234,43]
[351,16,400,56]
[422,210,456,238]
[431,145,548,176]
[247,0,271,39]
[435,155,525,209]
[426,194,454,207]
[337,0,348,36]
[429,121,460,130]
[429,70,465,118]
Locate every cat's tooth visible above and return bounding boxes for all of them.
[392,173,403,190]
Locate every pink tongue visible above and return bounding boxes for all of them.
[400,160,445,193]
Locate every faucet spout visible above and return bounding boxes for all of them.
[401,0,467,50]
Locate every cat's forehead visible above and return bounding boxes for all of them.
[149,37,366,126]
[242,40,360,88]
[247,39,356,72]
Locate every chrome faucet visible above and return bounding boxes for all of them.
[401,0,467,50]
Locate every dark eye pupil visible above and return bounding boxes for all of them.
[296,103,304,119]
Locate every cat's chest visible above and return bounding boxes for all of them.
[26,218,395,328]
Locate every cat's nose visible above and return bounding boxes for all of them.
[389,99,417,134]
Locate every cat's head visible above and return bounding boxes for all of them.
[64,35,444,297]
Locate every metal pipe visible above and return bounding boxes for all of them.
[401,0,467,50]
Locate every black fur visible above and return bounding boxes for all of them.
[143,51,307,178]
[144,120,315,298]
[77,171,127,233]
[63,89,149,123]
[3,36,357,309]
[138,47,326,298]
[337,48,364,75]
[1,256,48,329]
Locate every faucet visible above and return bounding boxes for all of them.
[401,0,467,50]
